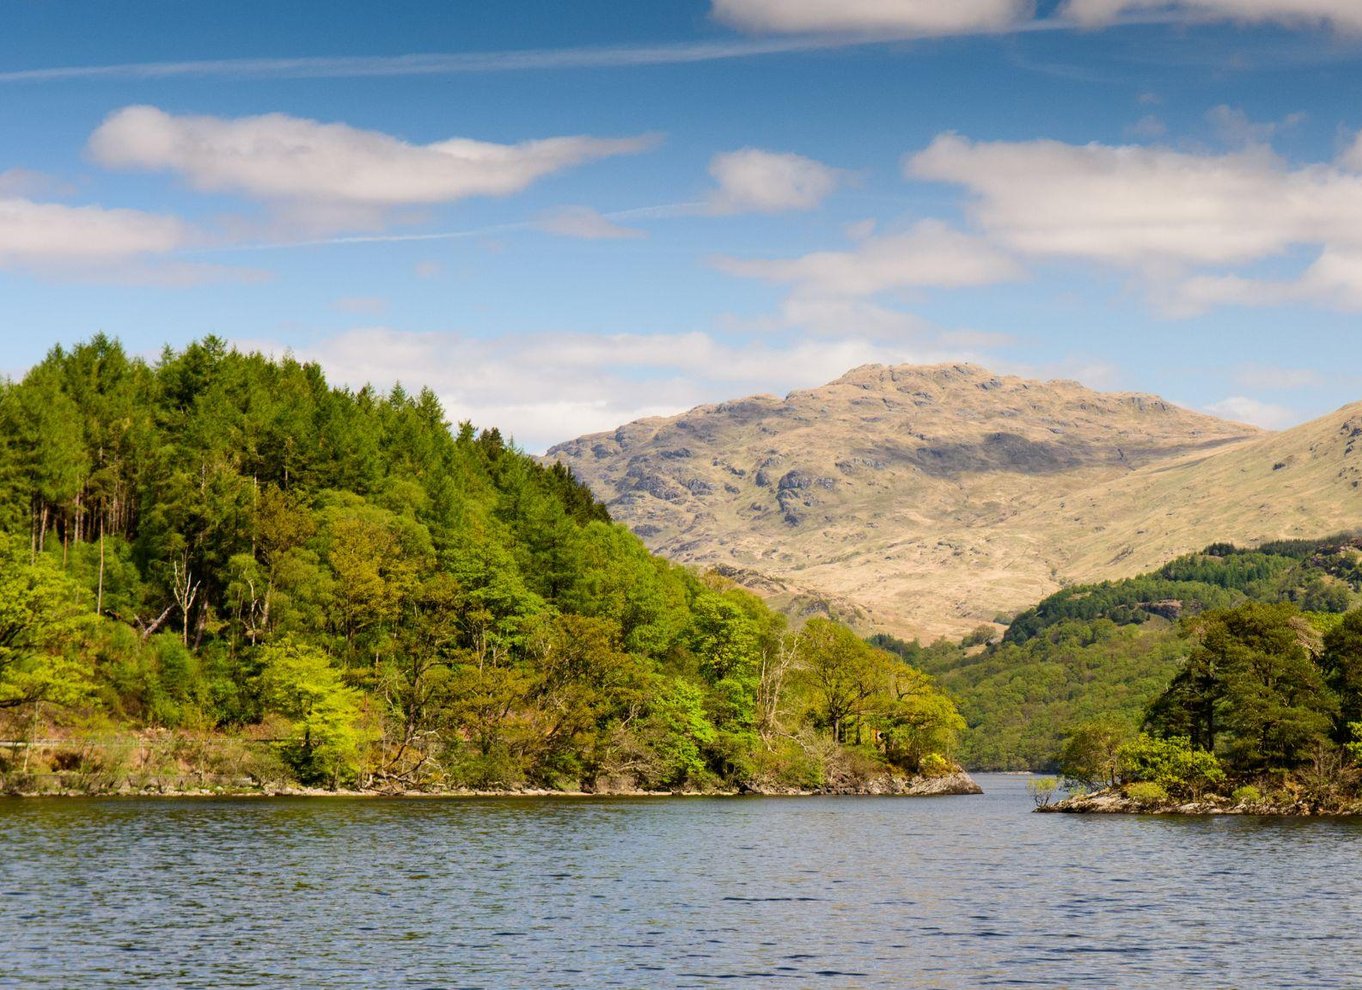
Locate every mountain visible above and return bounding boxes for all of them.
[544,363,1345,639]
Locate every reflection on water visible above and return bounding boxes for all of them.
[2,775,1360,988]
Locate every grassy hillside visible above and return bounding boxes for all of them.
[0,336,963,795]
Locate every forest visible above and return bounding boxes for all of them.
[0,335,964,795]
[919,538,1362,808]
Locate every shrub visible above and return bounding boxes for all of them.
[917,752,953,778]
[1028,775,1059,807]
[1125,781,1169,804]
[1231,784,1263,804]
[1118,734,1225,799]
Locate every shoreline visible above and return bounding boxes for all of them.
[1039,787,1362,817]
[0,770,984,801]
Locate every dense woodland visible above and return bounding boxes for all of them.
[0,335,964,794]
[917,538,1362,808]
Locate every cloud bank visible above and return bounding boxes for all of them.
[906,132,1362,312]
[0,196,192,276]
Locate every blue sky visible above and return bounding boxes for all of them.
[4,0,1362,450]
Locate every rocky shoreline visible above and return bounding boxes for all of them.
[1039,787,1362,817]
[1,770,983,800]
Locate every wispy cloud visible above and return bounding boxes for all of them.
[0,14,1205,88]
[0,39,905,86]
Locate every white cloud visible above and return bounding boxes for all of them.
[714,219,1023,295]
[712,0,1035,35]
[1204,395,1298,429]
[1205,104,1305,148]
[706,148,842,214]
[535,205,645,239]
[0,196,188,266]
[907,133,1362,269]
[235,326,978,452]
[1168,248,1362,313]
[89,106,660,229]
[1062,0,1362,31]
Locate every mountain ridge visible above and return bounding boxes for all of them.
[546,362,1288,639]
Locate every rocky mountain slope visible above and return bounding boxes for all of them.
[546,363,1295,638]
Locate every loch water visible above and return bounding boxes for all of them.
[1,774,1359,989]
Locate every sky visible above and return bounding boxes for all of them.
[4,0,1362,451]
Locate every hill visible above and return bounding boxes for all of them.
[546,363,1263,639]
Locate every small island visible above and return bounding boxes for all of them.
[1026,600,1362,816]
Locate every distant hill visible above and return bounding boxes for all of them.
[547,363,1277,639]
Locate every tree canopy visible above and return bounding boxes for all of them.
[0,336,962,793]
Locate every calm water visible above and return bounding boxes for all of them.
[1,774,1359,989]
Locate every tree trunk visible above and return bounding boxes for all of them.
[96,522,105,616]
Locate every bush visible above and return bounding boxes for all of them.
[1028,775,1059,807]
[1231,784,1263,804]
[961,625,996,647]
[917,752,953,778]
[1118,734,1225,799]
[1125,781,1169,804]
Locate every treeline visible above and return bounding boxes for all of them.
[915,538,1362,770]
[0,335,963,793]
[1057,601,1362,811]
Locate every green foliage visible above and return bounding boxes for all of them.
[921,619,1186,770]
[1147,602,1337,770]
[257,640,372,787]
[1117,734,1224,799]
[1124,781,1169,804]
[1027,776,1059,807]
[1057,717,1134,789]
[0,336,961,793]
[1231,784,1263,804]
[0,536,97,714]
[923,536,1362,774]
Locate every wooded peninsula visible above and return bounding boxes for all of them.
[0,335,968,797]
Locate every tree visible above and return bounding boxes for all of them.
[1147,603,1337,771]
[1322,607,1362,733]
[877,664,964,772]
[798,618,888,745]
[257,640,371,787]
[1057,717,1133,789]
[1118,734,1225,800]
[0,537,95,715]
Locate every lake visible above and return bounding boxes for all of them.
[1,774,1359,988]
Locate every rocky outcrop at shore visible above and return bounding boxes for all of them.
[1039,787,1362,817]
[745,770,983,797]
[4,770,985,800]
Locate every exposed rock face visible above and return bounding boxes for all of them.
[546,363,1265,638]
